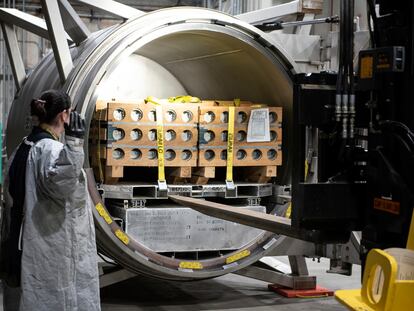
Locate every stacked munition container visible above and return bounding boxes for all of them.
[92,100,282,182]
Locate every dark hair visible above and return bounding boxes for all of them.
[30,90,71,124]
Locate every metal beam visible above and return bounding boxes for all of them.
[170,195,351,243]
[234,265,316,290]
[295,13,315,35]
[169,195,298,237]
[58,0,90,44]
[99,268,136,288]
[74,0,144,20]
[289,255,309,276]
[236,0,301,24]
[1,23,26,90]
[0,8,73,43]
[41,0,74,84]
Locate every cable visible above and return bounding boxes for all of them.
[379,120,414,148]
[335,0,345,122]
[348,0,355,94]
[367,2,375,47]
[379,120,414,135]
[367,0,380,46]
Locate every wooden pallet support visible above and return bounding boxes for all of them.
[106,165,124,178]
[191,167,215,184]
[170,167,192,178]
[243,166,277,183]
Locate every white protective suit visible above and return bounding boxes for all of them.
[19,136,100,311]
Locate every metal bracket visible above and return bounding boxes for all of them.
[58,0,90,44]
[40,0,74,84]
[74,0,144,20]
[225,180,236,198]
[236,0,301,24]
[0,8,73,43]
[234,255,316,290]
[325,232,361,275]
[157,180,168,198]
[1,23,26,90]
[99,263,136,288]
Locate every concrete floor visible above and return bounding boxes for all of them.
[1,258,359,310]
[99,258,360,311]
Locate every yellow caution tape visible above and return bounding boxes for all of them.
[96,203,113,224]
[226,249,251,264]
[179,261,203,270]
[115,229,130,245]
[226,106,235,183]
[168,95,201,103]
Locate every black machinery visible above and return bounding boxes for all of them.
[174,0,414,270]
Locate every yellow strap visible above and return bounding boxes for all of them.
[296,294,329,299]
[305,160,309,179]
[145,96,162,106]
[156,105,166,182]
[168,95,201,103]
[226,106,235,183]
[287,161,309,219]
[144,97,166,182]
[285,202,292,219]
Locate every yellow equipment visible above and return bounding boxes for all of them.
[335,213,414,310]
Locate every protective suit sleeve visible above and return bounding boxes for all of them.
[37,136,84,200]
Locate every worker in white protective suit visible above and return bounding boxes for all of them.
[0,90,100,311]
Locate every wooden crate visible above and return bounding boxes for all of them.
[105,101,199,124]
[91,99,283,182]
[106,124,198,147]
[198,105,282,167]
[104,101,199,167]
[198,146,282,167]
[106,147,197,167]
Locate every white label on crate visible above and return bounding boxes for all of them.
[247,108,271,142]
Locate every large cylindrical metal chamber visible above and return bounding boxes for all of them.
[6,7,297,281]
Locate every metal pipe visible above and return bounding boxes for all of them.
[281,15,339,28]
